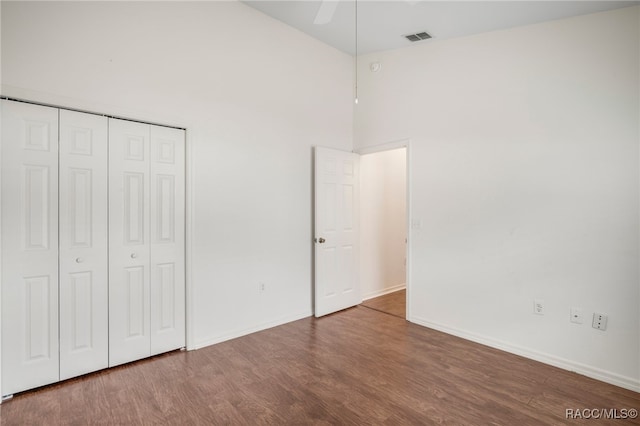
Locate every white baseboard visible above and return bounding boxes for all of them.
[410,315,640,393]
[193,310,312,350]
[362,284,406,301]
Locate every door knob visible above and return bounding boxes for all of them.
[75,257,83,263]
[131,253,138,259]
[315,237,326,244]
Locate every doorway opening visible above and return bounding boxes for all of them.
[358,146,408,319]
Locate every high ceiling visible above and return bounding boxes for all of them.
[243,1,639,55]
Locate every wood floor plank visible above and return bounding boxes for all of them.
[0,305,638,425]
[361,289,406,318]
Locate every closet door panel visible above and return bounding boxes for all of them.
[150,126,185,355]
[59,110,108,380]
[1,100,59,395]
[109,118,151,367]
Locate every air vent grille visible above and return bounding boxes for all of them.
[404,31,432,42]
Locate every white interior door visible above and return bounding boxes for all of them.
[59,110,108,380]
[314,147,360,317]
[1,100,60,395]
[108,118,151,367]
[149,125,185,355]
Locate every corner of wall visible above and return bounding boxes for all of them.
[194,309,312,350]
[410,315,640,393]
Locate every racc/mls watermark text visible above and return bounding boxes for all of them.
[565,408,638,420]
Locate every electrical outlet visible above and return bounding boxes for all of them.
[258,282,266,293]
[534,299,545,315]
[592,313,608,331]
[570,308,583,324]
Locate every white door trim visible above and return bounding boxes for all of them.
[354,139,412,320]
[1,101,4,402]
[185,129,195,351]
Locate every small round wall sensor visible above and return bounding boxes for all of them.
[369,62,381,73]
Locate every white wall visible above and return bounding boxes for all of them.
[360,148,406,300]
[355,7,640,390]
[1,1,353,348]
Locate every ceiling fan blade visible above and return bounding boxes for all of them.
[314,0,340,25]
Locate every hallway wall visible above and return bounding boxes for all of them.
[360,148,407,299]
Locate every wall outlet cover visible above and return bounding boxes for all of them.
[592,313,608,331]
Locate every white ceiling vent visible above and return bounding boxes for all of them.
[404,31,432,42]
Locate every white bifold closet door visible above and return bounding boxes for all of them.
[2,100,185,395]
[148,125,185,356]
[108,119,151,366]
[1,100,60,396]
[108,118,185,367]
[58,109,109,380]
[1,102,110,395]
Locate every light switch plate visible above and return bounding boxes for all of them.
[570,307,583,324]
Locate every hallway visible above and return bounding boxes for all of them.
[361,289,406,318]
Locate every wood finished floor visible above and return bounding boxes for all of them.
[361,289,406,318]
[1,306,638,425]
